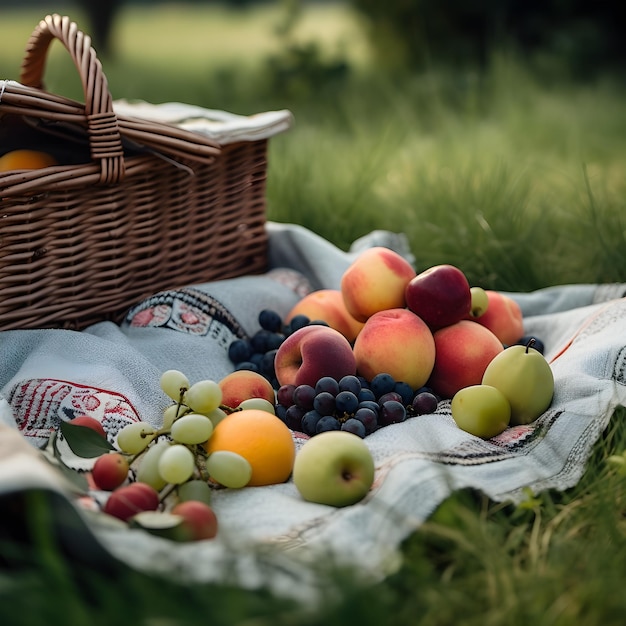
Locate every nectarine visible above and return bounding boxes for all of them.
[427,320,504,399]
[218,370,275,410]
[286,289,365,342]
[341,247,416,322]
[471,290,524,346]
[274,325,357,388]
[352,308,436,390]
[405,264,471,330]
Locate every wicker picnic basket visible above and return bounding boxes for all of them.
[0,14,291,332]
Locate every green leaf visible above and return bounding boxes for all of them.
[43,432,90,494]
[59,421,116,458]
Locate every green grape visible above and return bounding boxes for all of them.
[158,444,196,484]
[136,440,170,491]
[170,413,214,445]
[238,398,276,414]
[206,450,252,489]
[184,379,222,414]
[205,407,228,429]
[117,422,158,454]
[160,369,190,402]
[177,479,212,505]
[162,403,185,431]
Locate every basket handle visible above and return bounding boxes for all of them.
[19,14,125,185]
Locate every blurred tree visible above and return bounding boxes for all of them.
[350,0,503,70]
[69,0,270,57]
[74,0,124,57]
[350,0,626,77]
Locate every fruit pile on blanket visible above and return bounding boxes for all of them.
[60,246,553,540]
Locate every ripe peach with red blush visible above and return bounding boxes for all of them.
[274,325,357,388]
[470,290,524,346]
[286,289,365,342]
[340,247,416,322]
[91,452,129,491]
[218,370,275,409]
[352,308,436,390]
[171,500,218,541]
[427,320,504,399]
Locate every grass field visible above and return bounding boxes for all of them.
[1,3,626,625]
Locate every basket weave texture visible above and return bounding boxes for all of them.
[0,14,280,331]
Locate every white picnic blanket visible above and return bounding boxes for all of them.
[1,221,625,603]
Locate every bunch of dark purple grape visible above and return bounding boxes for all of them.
[228,309,323,389]
[275,372,440,439]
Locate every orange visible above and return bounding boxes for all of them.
[205,409,295,487]
[0,149,57,172]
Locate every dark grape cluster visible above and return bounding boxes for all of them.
[275,372,440,439]
[228,309,325,388]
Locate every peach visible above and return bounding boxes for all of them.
[427,320,504,399]
[91,452,130,491]
[340,247,416,322]
[218,370,275,410]
[171,500,218,541]
[352,308,436,389]
[103,482,160,522]
[69,415,107,439]
[471,290,524,346]
[274,325,357,388]
[286,289,365,342]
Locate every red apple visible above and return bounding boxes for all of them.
[470,290,524,346]
[274,325,357,388]
[427,320,504,399]
[405,264,472,331]
[352,308,436,389]
[285,289,365,342]
[341,247,416,322]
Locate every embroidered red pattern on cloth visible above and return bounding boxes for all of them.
[8,378,141,447]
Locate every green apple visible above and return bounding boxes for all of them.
[292,431,375,507]
[482,338,554,425]
[451,384,511,438]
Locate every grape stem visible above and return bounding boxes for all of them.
[194,450,211,483]
[525,337,536,353]
[158,482,178,506]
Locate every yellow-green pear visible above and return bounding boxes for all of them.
[481,339,554,425]
[451,384,511,439]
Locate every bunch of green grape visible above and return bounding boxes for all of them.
[114,370,273,494]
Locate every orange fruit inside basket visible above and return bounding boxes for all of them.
[0,149,57,172]
[205,409,296,487]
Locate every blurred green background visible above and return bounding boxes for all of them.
[2,0,623,291]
